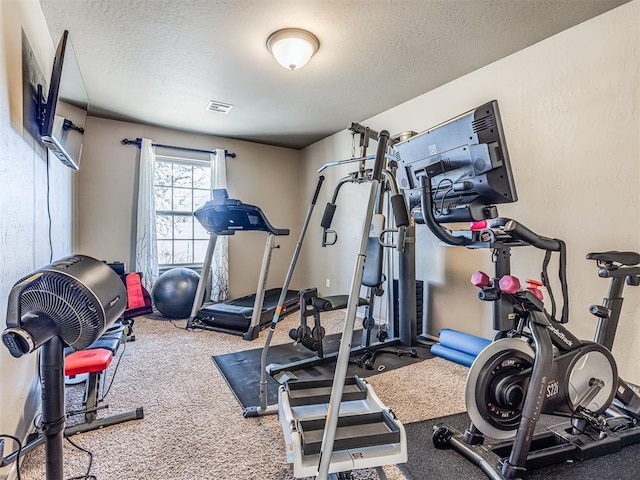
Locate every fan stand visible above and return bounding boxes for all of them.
[40,336,65,480]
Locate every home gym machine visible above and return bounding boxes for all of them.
[303,128,412,480]
[186,189,298,340]
[253,127,412,479]
[247,122,417,408]
[266,122,418,378]
[433,240,640,479]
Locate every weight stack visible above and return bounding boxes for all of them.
[393,279,423,336]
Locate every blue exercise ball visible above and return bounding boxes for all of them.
[151,267,200,319]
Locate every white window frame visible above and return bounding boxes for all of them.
[153,154,211,272]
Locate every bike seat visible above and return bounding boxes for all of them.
[586,251,640,266]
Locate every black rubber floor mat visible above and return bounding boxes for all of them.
[212,331,431,410]
[400,412,640,480]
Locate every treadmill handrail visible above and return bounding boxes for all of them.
[194,201,290,236]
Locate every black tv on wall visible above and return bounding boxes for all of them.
[40,30,89,170]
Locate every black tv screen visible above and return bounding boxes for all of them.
[40,30,88,170]
[394,100,517,222]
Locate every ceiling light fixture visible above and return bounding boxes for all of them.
[266,28,319,71]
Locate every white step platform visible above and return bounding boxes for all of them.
[278,376,407,478]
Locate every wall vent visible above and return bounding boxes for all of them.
[205,100,234,114]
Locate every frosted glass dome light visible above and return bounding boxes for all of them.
[267,28,320,71]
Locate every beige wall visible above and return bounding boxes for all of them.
[0,1,74,479]
[78,116,301,298]
[300,2,640,382]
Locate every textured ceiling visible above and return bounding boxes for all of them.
[39,0,630,149]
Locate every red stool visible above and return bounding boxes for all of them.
[65,348,113,422]
[62,345,143,437]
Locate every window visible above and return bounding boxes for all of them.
[153,155,211,267]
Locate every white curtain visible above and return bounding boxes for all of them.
[135,138,159,290]
[209,148,228,301]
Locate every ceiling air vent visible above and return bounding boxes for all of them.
[205,100,234,114]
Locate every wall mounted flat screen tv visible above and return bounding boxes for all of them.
[40,30,88,170]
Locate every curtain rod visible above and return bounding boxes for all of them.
[121,137,236,158]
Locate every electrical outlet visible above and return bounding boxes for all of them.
[325,278,330,288]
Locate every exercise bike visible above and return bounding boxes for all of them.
[433,220,640,479]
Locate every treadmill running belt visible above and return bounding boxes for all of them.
[197,288,298,333]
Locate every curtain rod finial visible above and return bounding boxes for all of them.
[121,138,142,148]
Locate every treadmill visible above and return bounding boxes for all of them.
[186,189,299,340]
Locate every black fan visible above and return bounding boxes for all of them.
[2,255,126,480]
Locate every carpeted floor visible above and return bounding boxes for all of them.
[17,311,469,480]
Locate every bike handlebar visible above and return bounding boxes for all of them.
[503,219,562,252]
[419,175,470,246]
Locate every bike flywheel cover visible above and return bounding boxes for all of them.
[465,337,535,439]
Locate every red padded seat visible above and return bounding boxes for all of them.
[65,348,113,376]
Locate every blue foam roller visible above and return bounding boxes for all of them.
[438,328,491,357]
[431,344,477,367]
